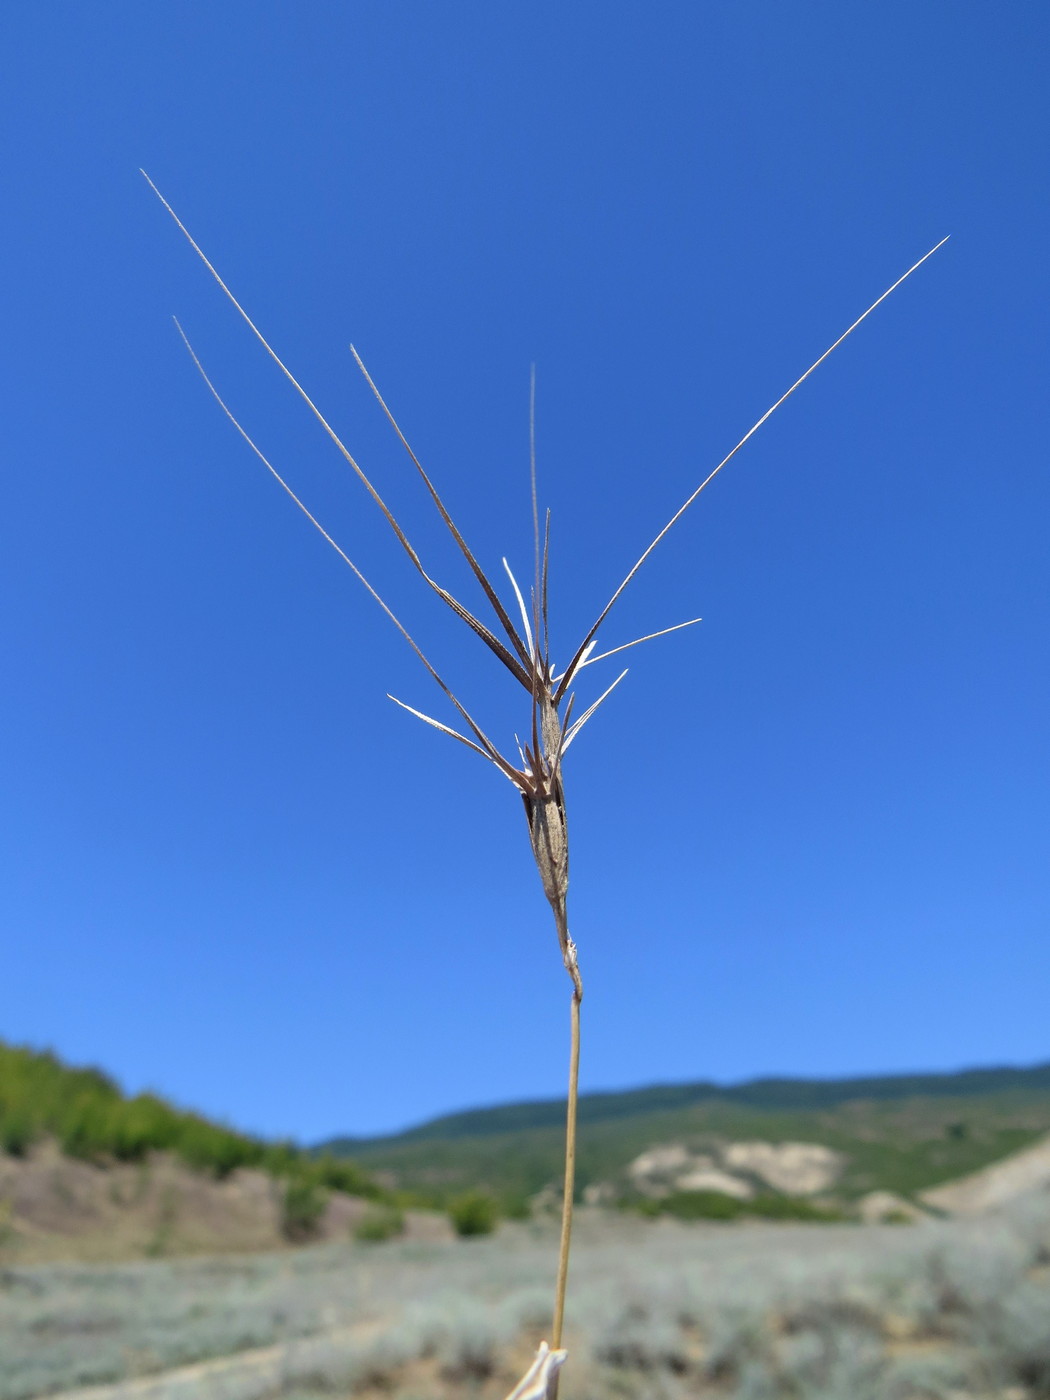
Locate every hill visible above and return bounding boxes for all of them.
[0,1038,382,1260]
[321,1063,1050,1213]
[0,1037,374,1187]
[7,1038,1050,1248]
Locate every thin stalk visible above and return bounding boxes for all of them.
[552,984,581,1353]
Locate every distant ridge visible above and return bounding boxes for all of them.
[322,1061,1050,1152]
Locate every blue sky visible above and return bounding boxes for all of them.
[2,3,1047,1141]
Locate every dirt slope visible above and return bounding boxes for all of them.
[0,1141,449,1262]
[920,1131,1050,1214]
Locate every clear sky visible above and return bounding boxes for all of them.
[2,3,1047,1142]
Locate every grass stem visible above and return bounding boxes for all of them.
[552,984,581,1352]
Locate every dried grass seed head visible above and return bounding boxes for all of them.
[144,170,946,939]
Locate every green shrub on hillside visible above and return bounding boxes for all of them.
[655,1190,744,1221]
[449,1190,497,1237]
[0,1109,34,1157]
[311,1154,383,1198]
[0,1039,378,1209]
[354,1204,404,1242]
[281,1177,328,1241]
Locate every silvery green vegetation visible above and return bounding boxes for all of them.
[5,1194,1049,1400]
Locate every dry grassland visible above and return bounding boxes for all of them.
[4,1193,1050,1400]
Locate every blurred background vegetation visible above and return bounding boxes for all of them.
[6,1037,1050,1234]
[323,1063,1050,1216]
[0,1039,379,1210]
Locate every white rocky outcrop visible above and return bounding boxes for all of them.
[674,1167,754,1199]
[722,1141,843,1195]
[625,1138,843,1199]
